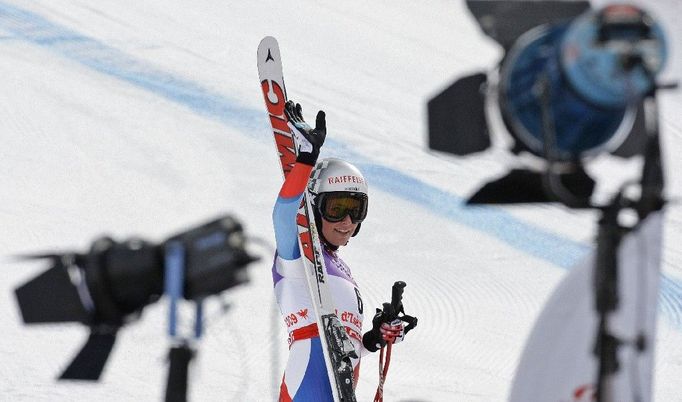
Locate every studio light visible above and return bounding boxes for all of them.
[428,1,668,205]
[15,214,257,381]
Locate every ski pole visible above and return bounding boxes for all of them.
[373,281,418,402]
[374,340,393,402]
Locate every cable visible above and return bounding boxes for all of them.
[246,235,276,255]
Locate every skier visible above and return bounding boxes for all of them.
[272,101,407,401]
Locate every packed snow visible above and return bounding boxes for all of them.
[1,1,681,400]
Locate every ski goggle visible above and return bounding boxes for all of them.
[318,192,368,223]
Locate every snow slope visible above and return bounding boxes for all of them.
[1,1,681,401]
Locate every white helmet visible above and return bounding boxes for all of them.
[308,158,368,195]
[309,158,368,237]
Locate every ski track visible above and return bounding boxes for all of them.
[2,1,682,333]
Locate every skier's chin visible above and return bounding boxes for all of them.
[325,227,354,247]
[329,233,351,247]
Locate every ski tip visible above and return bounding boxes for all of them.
[257,36,281,67]
[259,36,278,47]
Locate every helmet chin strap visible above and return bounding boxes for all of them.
[322,235,340,251]
[352,222,361,237]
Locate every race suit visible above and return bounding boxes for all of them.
[272,162,364,402]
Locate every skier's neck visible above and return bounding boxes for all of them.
[322,240,339,254]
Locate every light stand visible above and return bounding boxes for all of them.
[164,241,205,402]
[536,65,670,401]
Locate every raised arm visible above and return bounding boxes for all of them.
[272,101,326,260]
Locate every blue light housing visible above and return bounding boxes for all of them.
[499,5,667,160]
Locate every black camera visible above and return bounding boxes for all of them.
[15,214,257,380]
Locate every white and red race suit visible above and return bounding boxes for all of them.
[272,162,365,402]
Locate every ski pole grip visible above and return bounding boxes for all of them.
[391,281,406,313]
[381,302,394,321]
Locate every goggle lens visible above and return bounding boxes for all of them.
[320,193,368,223]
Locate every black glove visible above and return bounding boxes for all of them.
[362,308,389,352]
[363,282,418,352]
[284,100,326,166]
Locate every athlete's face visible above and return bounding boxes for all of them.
[321,215,358,247]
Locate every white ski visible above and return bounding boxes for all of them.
[257,36,357,402]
